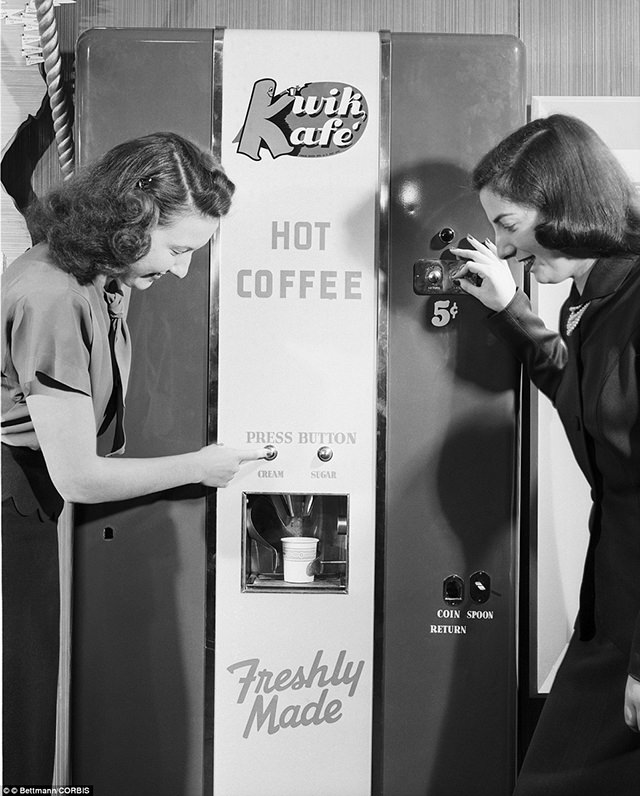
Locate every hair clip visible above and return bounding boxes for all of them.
[136,177,154,190]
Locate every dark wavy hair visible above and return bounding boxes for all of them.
[472,114,640,256]
[27,132,235,284]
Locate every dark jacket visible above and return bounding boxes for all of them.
[487,254,640,679]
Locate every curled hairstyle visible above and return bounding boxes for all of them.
[472,114,640,256]
[28,132,235,284]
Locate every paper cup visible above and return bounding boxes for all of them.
[282,537,319,583]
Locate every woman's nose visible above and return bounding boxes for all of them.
[495,235,516,260]
[169,257,192,279]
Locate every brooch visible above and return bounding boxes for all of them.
[565,301,591,337]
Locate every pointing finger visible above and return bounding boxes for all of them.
[241,447,275,462]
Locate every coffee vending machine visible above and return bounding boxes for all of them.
[73,29,525,796]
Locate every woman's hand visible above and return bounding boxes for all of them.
[27,385,270,502]
[624,675,640,733]
[196,444,270,488]
[450,235,517,312]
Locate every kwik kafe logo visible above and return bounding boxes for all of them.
[235,78,369,161]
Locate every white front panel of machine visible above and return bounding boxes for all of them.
[214,30,380,796]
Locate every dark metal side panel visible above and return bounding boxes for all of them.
[380,33,526,796]
[73,28,214,796]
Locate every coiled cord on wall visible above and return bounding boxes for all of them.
[34,0,74,179]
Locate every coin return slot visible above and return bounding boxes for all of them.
[443,574,464,604]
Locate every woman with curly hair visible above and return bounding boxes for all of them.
[452,114,640,794]
[1,132,266,786]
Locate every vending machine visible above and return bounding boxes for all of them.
[73,28,525,796]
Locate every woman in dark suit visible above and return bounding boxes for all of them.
[451,114,640,795]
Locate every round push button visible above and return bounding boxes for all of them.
[438,227,456,244]
[317,446,333,462]
[264,445,278,461]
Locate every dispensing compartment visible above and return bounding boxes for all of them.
[242,493,349,592]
